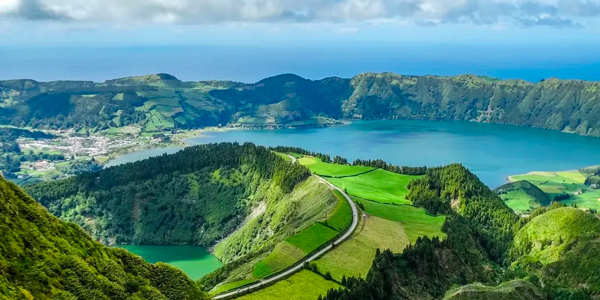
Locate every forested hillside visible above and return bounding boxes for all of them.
[0,175,206,300]
[25,143,310,247]
[321,165,600,300]
[2,72,600,136]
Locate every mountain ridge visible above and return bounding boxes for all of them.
[2,72,600,137]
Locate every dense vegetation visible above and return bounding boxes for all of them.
[3,72,600,136]
[322,164,600,300]
[25,143,310,246]
[0,175,206,300]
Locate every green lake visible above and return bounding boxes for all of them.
[116,245,223,280]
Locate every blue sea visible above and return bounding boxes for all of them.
[1,43,600,83]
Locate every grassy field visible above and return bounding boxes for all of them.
[322,190,353,232]
[315,215,410,281]
[510,171,600,210]
[285,223,339,254]
[235,270,340,300]
[210,279,258,296]
[252,242,305,278]
[511,171,586,194]
[502,190,539,212]
[299,156,374,177]
[353,197,446,243]
[328,169,420,204]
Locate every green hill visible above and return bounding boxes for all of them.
[3,72,600,136]
[443,280,544,300]
[510,207,600,295]
[0,175,206,300]
[25,143,310,248]
[495,180,551,213]
[25,143,351,293]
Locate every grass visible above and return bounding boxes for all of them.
[252,242,305,279]
[353,197,446,243]
[210,279,258,296]
[235,270,340,300]
[273,152,292,162]
[509,171,600,210]
[315,215,410,281]
[299,156,374,177]
[502,190,539,212]
[513,207,600,265]
[285,223,339,254]
[322,190,353,232]
[328,169,420,205]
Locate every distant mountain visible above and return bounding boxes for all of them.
[0,175,206,300]
[2,72,600,136]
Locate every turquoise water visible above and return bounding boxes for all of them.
[105,120,600,188]
[116,245,223,280]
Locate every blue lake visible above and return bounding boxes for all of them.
[108,120,600,188]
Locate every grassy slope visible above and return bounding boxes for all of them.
[0,176,205,300]
[299,157,374,177]
[250,191,350,279]
[252,242,306,279]
[512,207,600,265]
[285,223,339,254]
[235,270,340,300]
[210,178,350,289]
[511,171,600,210]
[443,280,544,300]
[315,215,410,281]
[354,197,446,242]
[322,190,353,232]
[213,176,336,263]
[328,169,420,204]
[495,180,551,213]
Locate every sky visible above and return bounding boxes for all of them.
[1,0,600,82]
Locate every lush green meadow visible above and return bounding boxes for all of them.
[510,171,600,210]
[322,190,353,232]
[285,223,339,254]
[328,169,420,204]
[353,197,446,243]
[248,190,351,280]
[236,270,340,300]
[299,156,374,176]
[502,190,539,212]
[315,215,409,281]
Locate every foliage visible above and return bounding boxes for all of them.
[5,73,600,137]
[407,164,519,262]
[25,143,310,246]
[495,180,551,213]
[0,127,57,176]
[442,280,544,300]
[0,175,206,300]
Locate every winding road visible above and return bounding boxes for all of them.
[213,155,359,299]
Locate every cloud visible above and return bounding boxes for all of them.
[0,0,599,28]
